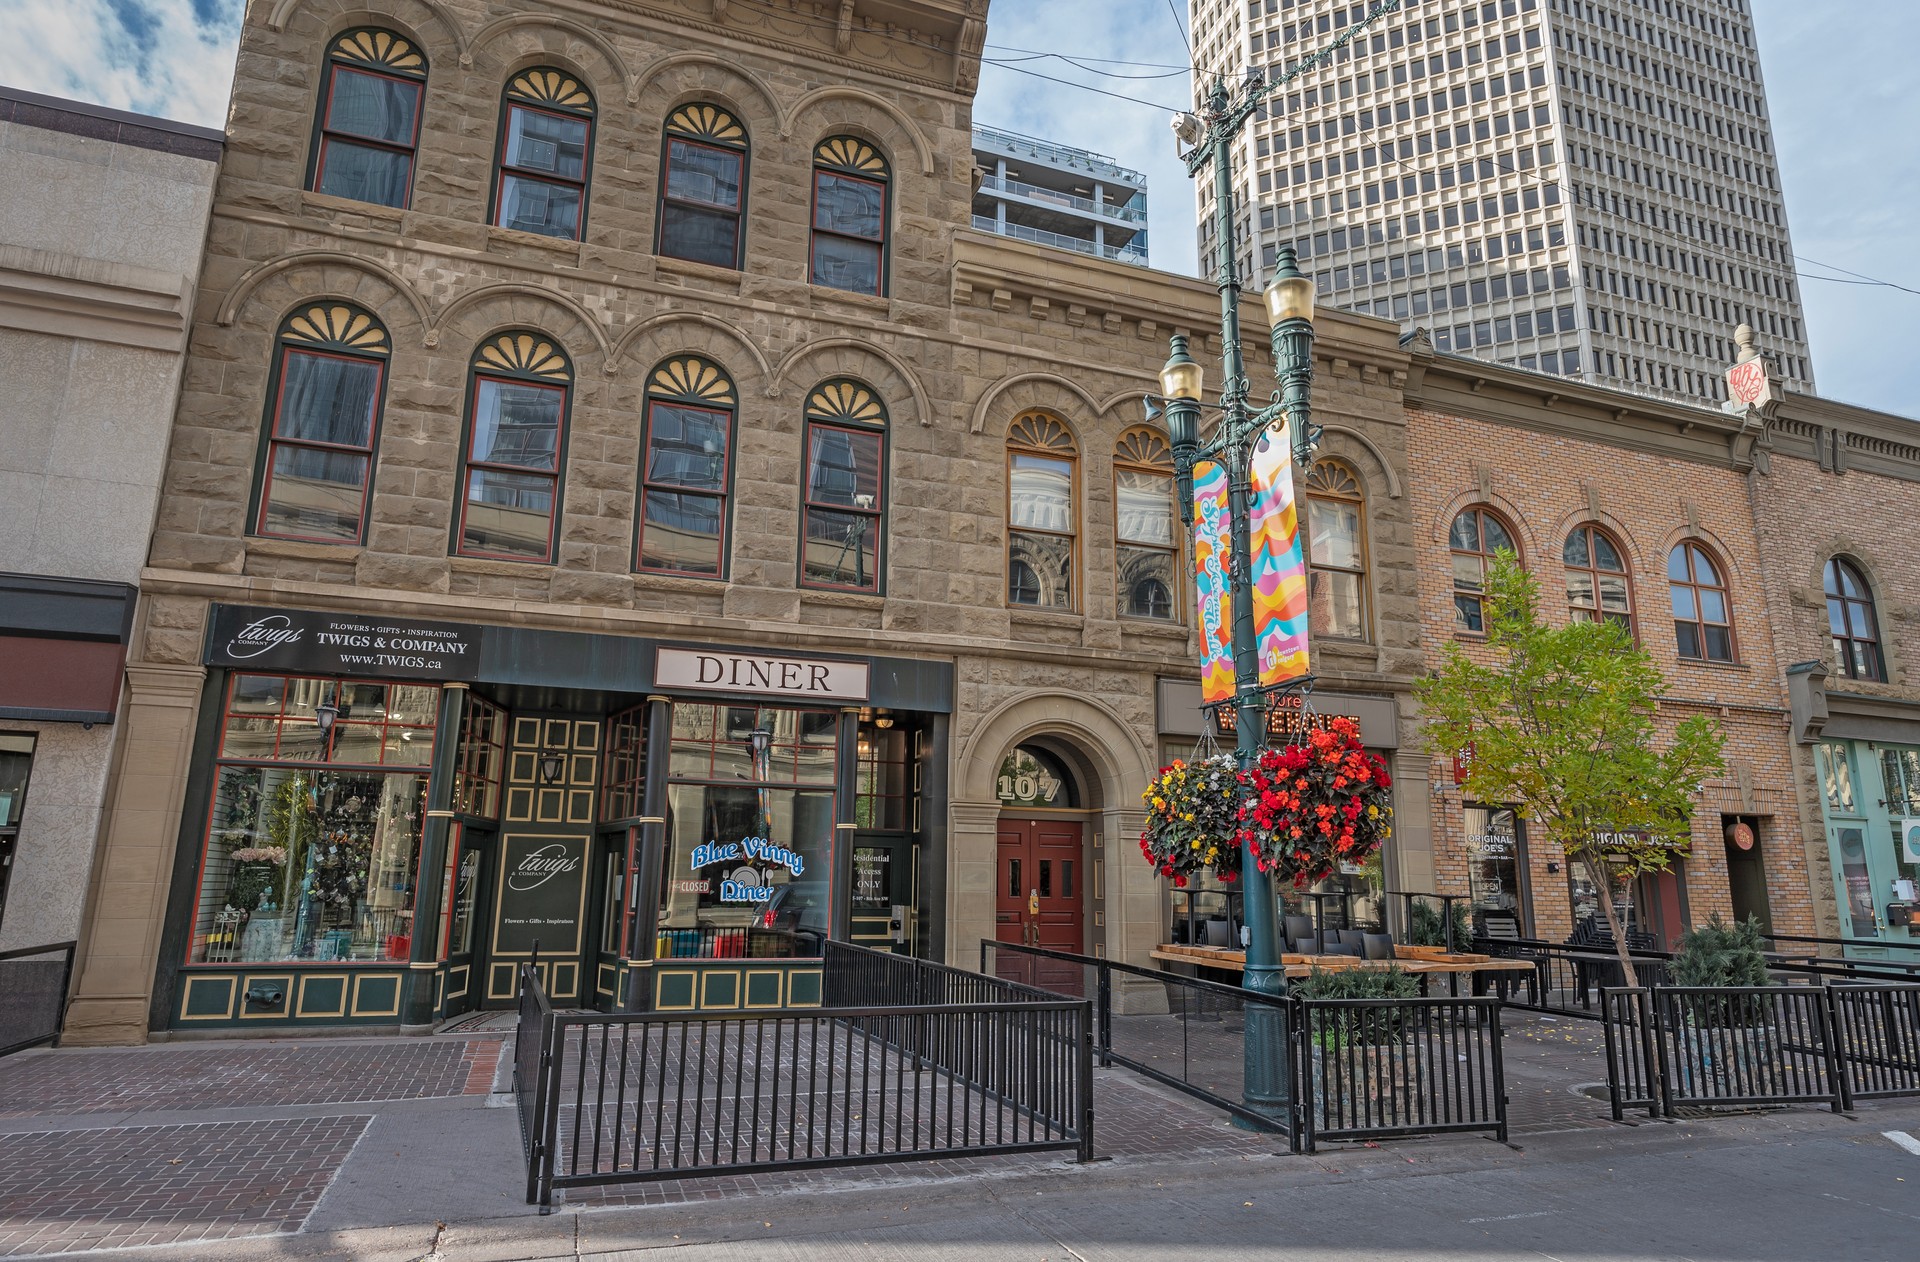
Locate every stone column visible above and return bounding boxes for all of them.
[948,799,1001,969]
[65,662,207,1045]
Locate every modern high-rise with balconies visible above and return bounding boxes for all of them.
[972,124,1150,266]
[1187,0,1812,402]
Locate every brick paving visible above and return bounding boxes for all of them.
[0,1115,367,1257]
[0,1038,502,1118]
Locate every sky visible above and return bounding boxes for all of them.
[2,0,1912,416]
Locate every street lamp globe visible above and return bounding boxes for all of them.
[1159,333,1205,401]
[1263,245,1315,325]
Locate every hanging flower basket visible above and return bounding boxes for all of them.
[1139,753,1243,887]
[1239,717,1393,889]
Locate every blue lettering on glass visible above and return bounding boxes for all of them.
[720,880,775,903]
[692,835,804,876]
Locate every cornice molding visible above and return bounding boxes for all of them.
[0,245,191,352]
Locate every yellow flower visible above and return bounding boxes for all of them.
[1367,805,1379,818]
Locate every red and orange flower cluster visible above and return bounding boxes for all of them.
[1239,717,1393,888]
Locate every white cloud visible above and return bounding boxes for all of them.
[1,0,242,128]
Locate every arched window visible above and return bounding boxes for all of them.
[1825,558,1885,681]
[1114,428,1178,621]
[1668,542,1735,662]
[253,303,391,543]
[1007,413,1077,610]
[1304,459,1368,640]
[456,332,572,561]
[810,137,889,296]
[637,357,737,577]
[492,69,595,240]
[1449,505,1518,633]
[1564,523,1633,631]
[800,380,887,592]
[307,28,426,208]
[658,104,747,268]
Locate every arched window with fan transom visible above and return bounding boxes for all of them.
[1114,427,1178,622]
[1007,413,1077,610]
[658,104,748,268]
[810,137,889,296]
[492,69,596,241]
[253,302,392,544]
[455,332,573,562]
[800,379,888,593]
[307,28,427,208]
[636,357,738,578]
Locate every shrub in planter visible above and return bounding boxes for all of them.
[1138,753,1242,887]
[1295,966,1422,1127]
[1667,914,1776,1092]
[1406,900,1472,949]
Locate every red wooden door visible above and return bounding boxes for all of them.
[995,818,1084,992]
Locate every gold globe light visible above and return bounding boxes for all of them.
[1159,334,1205,401]
[1264,247,1315,325]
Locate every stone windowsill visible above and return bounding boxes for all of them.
[1674,656,1753,675]
[299,190,405,225]
[1007,606,1083,628]
[808,283,891,315]
[449,554,553,578]
[633,571,728,596]
[245,536,363,562]
[486,225,584,263]
[652,254,745,292]
[798,589,886,611]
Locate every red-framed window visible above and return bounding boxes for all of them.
[492,69,595,241]
[254,303,392,544]
[452,694,506,818]
[1668,541,1736,662]
[658,103,747,268]
[1825,557,1885,682]
[308,28,427,209]
[800,379,887,592]
[636,356,737,577]
[602,702,649,822]
[1450,505,1520,633]
[810,136,889,296]
[455,332,573,562]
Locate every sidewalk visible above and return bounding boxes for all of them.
[0,1012,1911,1259]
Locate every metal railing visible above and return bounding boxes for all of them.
[984,940,1507,1153]
[1601,983,1920,1118]
[970,216,1150,264]
[515,943,1091,1207]
[0,941,76,1057]
[653,925,820,960]
[976,175,1148,223]
[970,123,1147,183]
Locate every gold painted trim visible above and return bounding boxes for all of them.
[646,694,671,703]
[351,973,403,1018]
[426,810,458,819]
[407,961,438,970]
[443,682,470,692]
[294,973,351,1019]
[637,816,666,825]
[178,974,236,1021]
[835,822,859,829]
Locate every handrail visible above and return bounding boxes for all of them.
[977,175,1147,222]
[970,216,1149,263]
[970,123,1147,183]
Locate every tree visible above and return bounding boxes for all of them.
[1415,553,1725,989]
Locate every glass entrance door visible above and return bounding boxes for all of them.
[1819,741,1904,958]
[441,825,490,1018]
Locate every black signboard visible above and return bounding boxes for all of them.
[493,834,587,955]
[206,604,485,681]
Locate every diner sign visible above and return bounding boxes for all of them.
[206,604,484,681]
[657,647,868,701]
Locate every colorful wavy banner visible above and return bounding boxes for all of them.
[1191,459,1235,704]
[1249,431,1312,687]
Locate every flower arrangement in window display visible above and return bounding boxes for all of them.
[1138,753,1243,887]
[1239,717,1392,889]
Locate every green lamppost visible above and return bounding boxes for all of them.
[1154,0,1395,1125]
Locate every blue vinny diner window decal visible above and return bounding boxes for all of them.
[656,703,836,959]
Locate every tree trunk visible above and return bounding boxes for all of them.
[1583,852,1640,992]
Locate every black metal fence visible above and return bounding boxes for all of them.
[1601,983,1920,1118]
[513,943,1092,1207]
[984,940,1507,1153]
[0,941,76,1058]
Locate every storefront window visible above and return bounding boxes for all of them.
[1464,805,1528,931]
[190,674,439,964]
[453,694,505,817]
[855,724,911,830]
[445,842,480,956]
[1567,864,1632,933]
[656,704,836,958]
[602,703,648,821]
[1819,742,1857,814]
[0,733,34,932]
[1876,749,1920,887]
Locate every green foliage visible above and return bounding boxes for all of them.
[1415,554,1725,902]
[1669,914,1773,989]
[1292,965,1421,1001]
[1406,899,1472,948]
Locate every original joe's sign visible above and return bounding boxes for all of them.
[206,604,484,681]
[656,647,869,701]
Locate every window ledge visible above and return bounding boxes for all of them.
[300,190,405,223]
[1316,638,1381,663]
[1674,656,1750,673]
[1119,618,1188,639]
[246,536,363,560]
[1008,607,1082,626]
[654,254,745,290]
[633,571,727,595]
[799,589,885,610]
[807,284,890,313]
[487,225,584,261]
[450,554,553,577]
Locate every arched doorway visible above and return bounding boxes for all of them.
[993,744,1085,956]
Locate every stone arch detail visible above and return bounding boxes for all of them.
[956,690,1156,816]
[1315,424,1403,499]
[971,372,1102,435]
[218,250,431,334]
[267,0,470,64]
[612,312,771,384]
[1657,524,1753,593]
[774,338,930,427]
[468,11,634,101]
[632,52,784,129]
[1095,386,1155,424]
[786,86,934,175]
[431,283,611,363]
